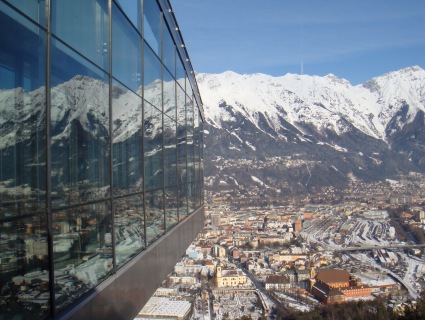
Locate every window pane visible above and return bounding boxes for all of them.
[176,84,185,125]
[115,0,141,31]
[176,57,185,89]
[112,2,142,92]
[178,183,187,220]
[115,194,145,268]
[177,123,186,185]
[163,70,176,120]
[0,5,46,218]
[164,115,176,187]
[165,186,178,230]
[143,0,161,56]
[163,25,175,76]
[5,0,46,26]
[186,97,193,132]
[0,216,50,320]
[188,181,195,214]
[50,39,110,208]
[53,201,112,313]
[145,189,164,245]
[144,43,162,110]
[51,0,109,70]
[187,130,194,183]
[144,102,163,190]
[112,81,143,195]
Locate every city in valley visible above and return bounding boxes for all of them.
[136,174,425,319]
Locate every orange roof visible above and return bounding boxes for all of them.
[316,269,351,284]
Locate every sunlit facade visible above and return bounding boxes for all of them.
[0,1,204,319]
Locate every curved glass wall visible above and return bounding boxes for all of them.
[0,1,204,319]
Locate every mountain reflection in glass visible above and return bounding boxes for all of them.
[144,103,163,191]
[112,81,143,195]
[0,0,204,318]
[50,40,110,208]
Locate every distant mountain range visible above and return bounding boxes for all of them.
[198,66,425,195]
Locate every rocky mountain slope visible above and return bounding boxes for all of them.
[198,66,425,195]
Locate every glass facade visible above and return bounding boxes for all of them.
[0,1,204,319]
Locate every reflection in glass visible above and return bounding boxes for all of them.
[176,84,186,125]
[5,0,46,26]
[144,103,163,191]
[51,0,109,70]
[112,81,143,195]
[50,39,110,208]
[145,189,164,245]
[163,70,176,120]
[163,26,175,76]
[0,5,46,218]
[178,183,187,220]
[177,124,187,185]
[176,58,185,90]
[114,194,145,268]
[0,217,50,319]
[143,0,161,55]
[164,115,177,187]
[188,181,195,214]
[53,201,112,313]
[186,97,193,131]
[165,186,178,231]
[115,0,141,31]
[112,2,142,92]
[144,43,162,110]
[187,130,194,184]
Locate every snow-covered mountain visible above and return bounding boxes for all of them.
[198,66,425,194]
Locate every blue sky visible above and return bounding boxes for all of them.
[171,0,425,85]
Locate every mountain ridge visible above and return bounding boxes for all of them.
[199,66,425,195]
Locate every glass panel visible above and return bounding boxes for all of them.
[164,115,176,187]
[5,0,46,26]
[163,70,176,120]
[0,216,49,320]
[50,39,110,208]
[165,186,178,231]
[112,2,142,92]
[185,76,191,99]
[145,189,164,245]
[0,6,46,218]
[176,57,185,90]
[188,180,195,214]
[144,102,163,191]
[51,0,109,70]
[144,43,162,110]
[114,194,145,268]
[187,130,194,183]
[199,117,204,196]
[143,0,161,56]
[115,0,141,31]
[163,25,175,76]
[186,97,193,132]
[112,80,143,195]
[53,201,112,313]
[177,123,186,185]
[176,84,185,125]
[178,183,187,220]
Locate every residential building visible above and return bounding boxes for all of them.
[0,1,204,319]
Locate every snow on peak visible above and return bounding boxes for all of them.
[198,66,425,141]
